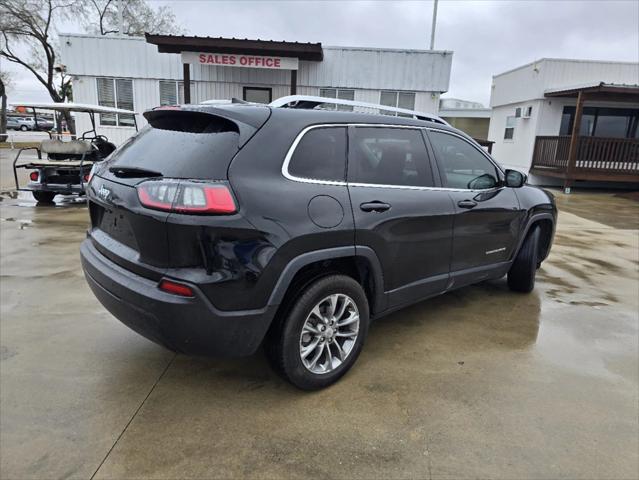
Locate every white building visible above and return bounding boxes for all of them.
[440,98,485,110]
[439,97,491,140]
[59,34,453,145]
[487,58,638,188]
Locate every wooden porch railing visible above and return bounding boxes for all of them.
[531,135,639,184]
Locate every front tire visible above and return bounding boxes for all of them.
[508,226,540,293]
[20,125,28,131]
[267,275,369,390]
[32,191,56,203]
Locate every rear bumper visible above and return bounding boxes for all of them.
[80,239,277,357]
[21,182,85,194]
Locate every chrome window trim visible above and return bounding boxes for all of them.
[282,123,504,192]
[348,182,472,193]
[281,124,349,186]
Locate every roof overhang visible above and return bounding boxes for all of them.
[145,34,323,61]
[544,82,639,102]
[10,102,136,115]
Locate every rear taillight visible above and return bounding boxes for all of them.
[158,279,194,297]
[83,174,90,182]
[87,163,98,184]
[29,171,39,182]
[136,180,237,214]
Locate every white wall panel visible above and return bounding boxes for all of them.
[62,34,453,144]
[60,34,453,93]
[491,58,639,107]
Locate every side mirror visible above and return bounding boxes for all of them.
[504,169,527,188]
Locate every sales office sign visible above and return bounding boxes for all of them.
[181,51,299,70]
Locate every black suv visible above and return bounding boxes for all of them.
[81,103,556,390]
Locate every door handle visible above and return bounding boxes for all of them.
[360,201,391,213]
[458,199,478,209]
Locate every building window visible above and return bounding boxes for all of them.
[319,88,355,111]
[96,78,135,127]
[559,106,639,138]
[159,80,184,106]
[380,91,416,117]
[243,87,272,104]
[504,116,516,140]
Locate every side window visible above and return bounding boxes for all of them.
[349,127,435,187]
[429,131,500,190]
[288,127,347,182]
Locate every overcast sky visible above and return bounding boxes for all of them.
[4,0,639,106]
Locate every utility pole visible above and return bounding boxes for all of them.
[117,0,124,36]
[430,0,439,50]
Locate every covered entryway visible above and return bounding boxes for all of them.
[144,34,323,103]
[530,83,639,190]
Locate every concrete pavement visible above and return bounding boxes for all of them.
[1,146,637,479]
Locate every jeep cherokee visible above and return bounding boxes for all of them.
[81,99,556,390]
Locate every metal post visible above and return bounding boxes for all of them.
[290,70,297,96]
[565,90,584,193]
[183,63,191,104]
[430,0,439,50]
[32,107,39,131]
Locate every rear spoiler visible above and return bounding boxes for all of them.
[144,105,270,147]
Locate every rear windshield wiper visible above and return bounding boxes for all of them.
[109,166,164,178]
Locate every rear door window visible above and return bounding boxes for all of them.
[107,112,240,180]
[288,127,347,182]
[428,130,500,190]
[349,127,435,187]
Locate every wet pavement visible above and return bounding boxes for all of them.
[1,148,638,479]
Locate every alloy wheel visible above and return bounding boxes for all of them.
[299,294,360,374]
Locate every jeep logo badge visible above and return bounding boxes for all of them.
[98,184,111,201]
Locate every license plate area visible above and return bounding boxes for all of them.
[100,208,139,251]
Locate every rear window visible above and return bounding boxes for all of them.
[107,112,240,179]
[288,127,347,182]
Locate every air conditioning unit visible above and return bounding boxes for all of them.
[522,106,533,119]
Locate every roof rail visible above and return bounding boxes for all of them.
[269,95,449,125]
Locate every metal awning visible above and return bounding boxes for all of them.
[145,34,323,61]
[10,102,136,115]
[544,82,639,99]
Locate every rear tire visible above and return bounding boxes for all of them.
[20,125,28,131]
[32,191,56,203]
[266,275,369,390]
[508,226,540,293]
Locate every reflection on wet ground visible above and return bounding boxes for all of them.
[550,188,639,229]
[1,187,638,479]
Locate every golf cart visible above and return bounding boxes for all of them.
[12,102,137,203]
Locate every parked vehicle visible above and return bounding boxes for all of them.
[34,117,55,131]
[12,102,137,203]
[81,95,556,390]
[6,116,23,130]
[7,116,36,131]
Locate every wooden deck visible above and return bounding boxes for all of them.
[531,135,639,184]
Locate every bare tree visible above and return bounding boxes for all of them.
[0,0,76,131]
[0,0,182,136]
[84,0,184,36]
